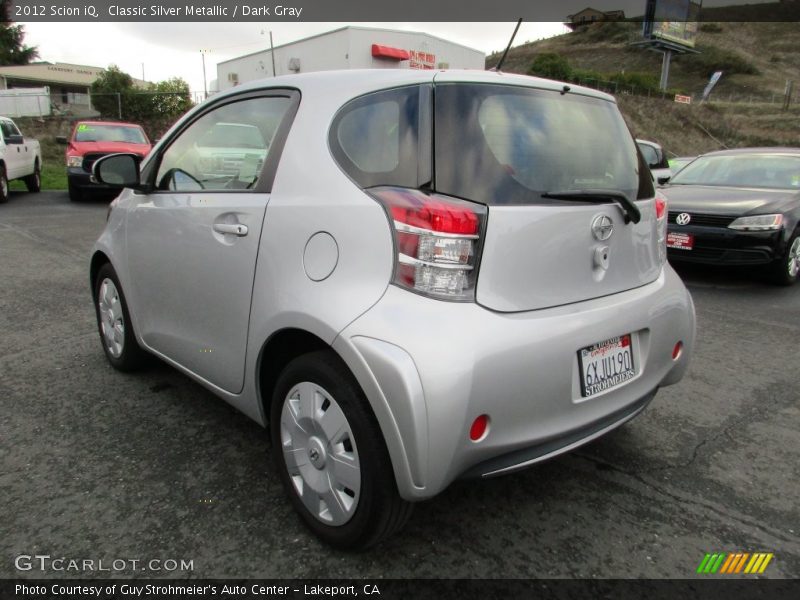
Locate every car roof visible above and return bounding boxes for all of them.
[217,68,616,104]
[700,147,800,157]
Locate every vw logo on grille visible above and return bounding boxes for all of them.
[676,212,692,225]
[591,215,614,241]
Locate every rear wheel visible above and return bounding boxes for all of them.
[270,350,412,550]
[770,232,800,286]
[0,165,8,203]
[24,160,41,192]
[93,263,148,371]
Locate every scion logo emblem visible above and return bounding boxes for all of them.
[591,215,614,241]
[676,213,691,225]
[309,448,320,462]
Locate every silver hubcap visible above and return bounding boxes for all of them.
[787,238,800,278]
[98,278,125,358]
[280,382,361,526]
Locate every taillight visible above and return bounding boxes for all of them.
[371,186,487,301]
[655,191,668,265]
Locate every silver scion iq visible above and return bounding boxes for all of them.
[90,70,696,549]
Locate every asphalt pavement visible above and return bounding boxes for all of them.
[2,192,798,579]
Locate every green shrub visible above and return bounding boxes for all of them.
[678,44,759,77]
[528,53,574,81]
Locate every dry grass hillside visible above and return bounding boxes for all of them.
[486,7,800,156]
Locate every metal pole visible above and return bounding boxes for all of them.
[141,63,145,82]
[269,32,276,77]
[117,92,122,119]
[201,51,208,99]
[659,49,672,91]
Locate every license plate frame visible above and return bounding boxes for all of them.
[578,334,636,398]
[667,231,694,250]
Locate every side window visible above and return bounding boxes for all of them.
[155,95,291,192]
[330,85,431,189]
[0,122,14,140]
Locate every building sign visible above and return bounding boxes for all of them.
[408,50,436,70]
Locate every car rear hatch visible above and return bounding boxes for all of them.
[433,78,662,312]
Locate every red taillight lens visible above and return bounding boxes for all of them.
[469,415,490,441]
[672,341,683,360]
[655,191,668,265]
[372,187,486,301]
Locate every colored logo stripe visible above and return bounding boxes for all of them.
[697,553,773,574]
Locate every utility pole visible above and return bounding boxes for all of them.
[269,31,276,76]
[200,49,209,99]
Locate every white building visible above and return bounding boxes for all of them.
[216,26,485,91]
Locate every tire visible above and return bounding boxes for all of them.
[270,350,413,550]
[68,181,82,202]
[24,160,41,193]
[0,165,8,204]
[769,231,800,286]
[93,263,149,371]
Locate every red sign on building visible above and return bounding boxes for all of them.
[408,50,436,70]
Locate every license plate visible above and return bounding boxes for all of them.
[579,334,636,398]
[667,232,694,250]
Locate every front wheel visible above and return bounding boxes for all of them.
[24,161,41,192]
[270,350,412,550]
[769,232,800,286]
[0,165,8,203]
[93,263,149,371]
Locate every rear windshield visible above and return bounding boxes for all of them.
[434,83,653,205]
[75,124,148,144]
[670,154,800,189]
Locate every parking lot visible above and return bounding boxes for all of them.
[2,191,799,578]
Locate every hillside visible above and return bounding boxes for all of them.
[486,11,800,156]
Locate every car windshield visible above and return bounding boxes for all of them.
[197,123,266,149]
[75,124,148,144]
[670,154,800,189]
[434,83,653,205]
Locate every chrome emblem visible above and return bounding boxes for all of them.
[591,215,614,241]
[676,212,691,225]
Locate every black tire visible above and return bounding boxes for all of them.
[93,263,149,371]
[270,350,413,550]
[0,164,8,204]
[68,182,82,202]
[24,160,41,193]
[769,231,800,286]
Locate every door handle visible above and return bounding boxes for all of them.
[213,223,248,236]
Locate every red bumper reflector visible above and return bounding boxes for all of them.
[672,341,683,360]
[470,415,489,441]
[371,44,410,60]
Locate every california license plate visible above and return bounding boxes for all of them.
[667,232,694,250]
[579,334,636,398]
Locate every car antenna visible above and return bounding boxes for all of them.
[492,18,522,72]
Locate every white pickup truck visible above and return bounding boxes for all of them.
[0,116,42,203]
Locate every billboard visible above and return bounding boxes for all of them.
[644,0,701,49]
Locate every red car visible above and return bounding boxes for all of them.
[58,121,152,201]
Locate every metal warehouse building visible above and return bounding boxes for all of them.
[216,26,485,91]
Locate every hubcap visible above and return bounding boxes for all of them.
[280,382,361,526]
[788,238,800,279]
[98,278,125,358]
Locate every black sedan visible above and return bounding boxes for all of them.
[662,147,800,285]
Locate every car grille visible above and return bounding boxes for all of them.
[668,212,735,228]
[82,153,110,173]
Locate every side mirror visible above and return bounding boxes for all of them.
[5,134,23,145]
[56,135,68,145]
[92,153,142,188]
[657,176,671,185]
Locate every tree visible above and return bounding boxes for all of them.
[0,0,38,65]
[151,78,192,118]
[528,53,574,82]
[90,65,135,119]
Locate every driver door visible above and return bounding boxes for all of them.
[125,91,297,394]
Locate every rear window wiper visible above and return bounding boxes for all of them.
[541,189,641,224]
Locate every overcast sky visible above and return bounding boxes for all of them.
[19,22,570,94]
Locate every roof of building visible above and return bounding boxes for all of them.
[0,62,147,88]
[217,26,484,66]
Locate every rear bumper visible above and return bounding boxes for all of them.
[667,225,782,265]
[334,265,695,501]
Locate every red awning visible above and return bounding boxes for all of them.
[371,44,410,61]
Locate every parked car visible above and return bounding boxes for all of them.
[0,116,41,202]
[669,156,695,176]
[663,147,800,285]
[89,70,696,549]
[637,139,672,185]
[57,120,151,201]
